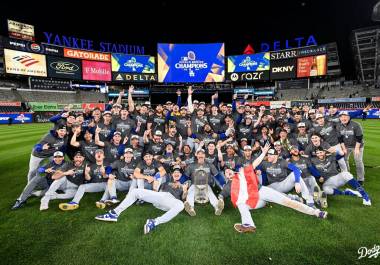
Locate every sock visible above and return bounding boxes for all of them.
[343,190,356,196]
[110,209,118,217]
[347,179,369,200]
[333,189,344,195]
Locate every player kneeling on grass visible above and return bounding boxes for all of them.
[228,146,328,234]
[310,147,371,207]
[40,151,87,211]
[182,148,225,216]
[59,149,111,211]
[12,151,67,210]
[95,165,186,235]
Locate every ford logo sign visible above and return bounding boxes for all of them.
[50,61,79,72]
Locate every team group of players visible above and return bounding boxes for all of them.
[11,86,372,234]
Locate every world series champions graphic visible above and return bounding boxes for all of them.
[157,43,225,83]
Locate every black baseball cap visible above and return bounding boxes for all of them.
[74,151,84,157]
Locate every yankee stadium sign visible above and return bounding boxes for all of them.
[43,32,145,55]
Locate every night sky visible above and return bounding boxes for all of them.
[1,0,379,79]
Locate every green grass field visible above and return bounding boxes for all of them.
[0,121,379,265]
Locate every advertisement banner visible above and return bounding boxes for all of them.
[4,38,63,56]
[318,97,366,104]
[270,58,297,80]
[291,100,313,107]
[47,56,82,80]
[228,71,269,82]
[64,48,111,62]
[8,20,35,41]
[270,101,291,109]
[112,72,157,82]
[29,102,58,112]
[0,113,33,124]
[30,77,71,90]
[0,102,21,107]
[248,101,271,107]
[57,103,83,111]
[227,52,270,73]
[82,61,111,81]
[82,103,105,111]
[157,43,225,83]
[111,54,155,73]
[4,49,47,77]
[297,55,327,77]
[341,109,380,119]
[371,97,380,102]
[297,45,327,57]
[270,45,327,61]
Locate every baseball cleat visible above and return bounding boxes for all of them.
[11,200,26,210]
[184,201,196,216]
[59,201,79,211]
[313,186,321,203]
[144,219,156,234]
[215,198,224,216]
[96,201,106,209]
[234,223,256,233]
[344,188,362,197]
[320,191,328,208]
[105,198,120,206]
[40,197,49,211]
[317,211,328,219]
[363,198,372,206]
[95,210,118,222]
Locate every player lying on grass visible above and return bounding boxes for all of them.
[224,143,328,233]
[95,165,186,235]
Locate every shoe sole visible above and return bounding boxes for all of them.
[234,223,256,233]
[215,199,224,216]
[363,200,372,206]
[184,201,196,216]
[96,202,106,209]
[144,220,153,234]
[320,192,328,209]
[95,216,117,222]
[40,207,48,211]
[59,203,79,211]
[313,187,320,203]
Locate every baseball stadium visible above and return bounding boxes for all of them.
[1,1,380,265]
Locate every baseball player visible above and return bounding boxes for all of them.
[26,124,68,182]
[336,111,366,185]
[134,151,167,191]
[12,151,67,210]
[58,149,111,210]
[98,147,138,206]
[40,151,87,210]
[70,127,98,163]
[183,149,225,216]
[257,149,315,207]
[95,165,186,234]
[228,144,327,233]
[310,147,371,207]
